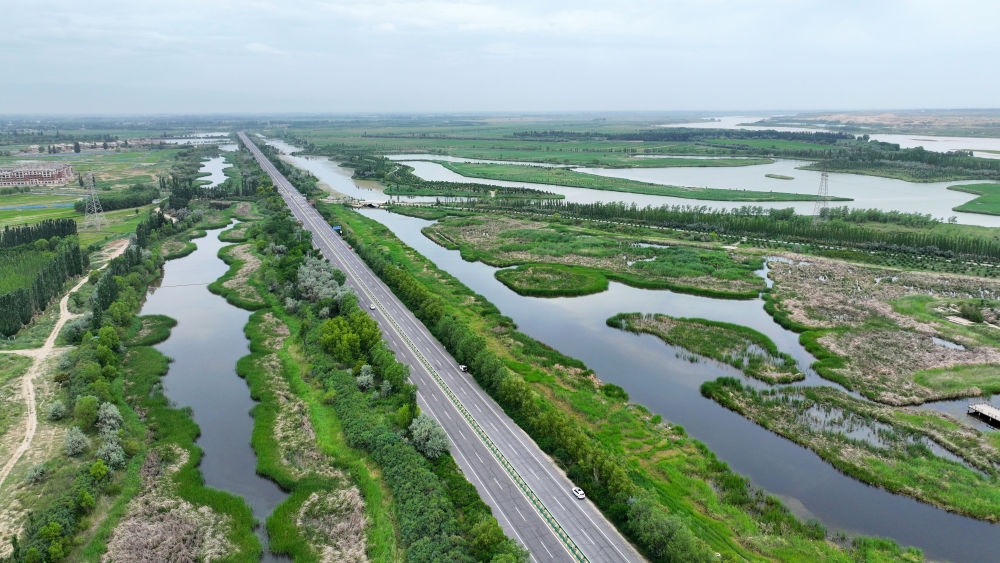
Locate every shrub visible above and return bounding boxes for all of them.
[48,400,66,421]
[96,402,123,434]
[97,440,126,469]
[410,414,450,460]
[64,426,90,456]
[73,395,99,429]
[24,463,46,484]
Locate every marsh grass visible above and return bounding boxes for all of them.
[495,263,609,296]
[609,312,803,383]
[702,378,1000,521]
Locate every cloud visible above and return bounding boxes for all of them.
[244,42,286,55]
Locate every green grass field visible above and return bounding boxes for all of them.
[949,183,1000,215]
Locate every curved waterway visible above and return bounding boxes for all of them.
[139,224,287,561]
[265,136,1000,559]
[357,208,1000,563]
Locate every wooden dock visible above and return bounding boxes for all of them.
[968,403,1000,426]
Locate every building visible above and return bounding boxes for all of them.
[0,163,75,187]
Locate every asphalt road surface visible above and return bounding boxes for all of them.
[238,133,642,562]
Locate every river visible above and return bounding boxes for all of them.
[139,224,287,560]
[357,208,1000,563]
[267,137,1000,561]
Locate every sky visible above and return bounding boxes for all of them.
[3,0,999,115]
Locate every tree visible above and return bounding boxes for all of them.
[409,414,450,459]
[96,402,122,435]
[73,141,81,153]
[73,395,99,429]
[64,426,91,456]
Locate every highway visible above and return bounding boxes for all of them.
[238,133,642,562]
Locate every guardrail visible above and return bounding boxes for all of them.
[240,132,588,561]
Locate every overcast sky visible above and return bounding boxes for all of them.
[3,0,998,115]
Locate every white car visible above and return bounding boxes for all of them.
[369,303,376,310]
[572,487,586,500]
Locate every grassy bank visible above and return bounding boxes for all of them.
[440,161,843,202]
[421,214,766,299]
[320,202,916,562]
[949,183,1000,215]
[608,312,804,383]
[701,378,1000,521]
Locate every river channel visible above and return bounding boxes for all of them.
[267,137,1000,561]
[139,224,287,560]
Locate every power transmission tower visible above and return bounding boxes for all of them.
[812,170,829,222]
[83,173,107,230]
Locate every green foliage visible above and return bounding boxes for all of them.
[626,496,714,562]
[0,235,84,336]
[409,414,450,460]
[73,395,99,429]
[47,400,66,421]
[495,263,609,297]
[63,426,91,456]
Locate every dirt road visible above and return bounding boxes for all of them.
[0,239,129,493]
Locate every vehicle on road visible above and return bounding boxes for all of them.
[459,364,468,372]
[572,487,586,500]
[369,303,376,310]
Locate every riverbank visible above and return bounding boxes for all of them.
[421,214,766,299]
[439,161,844,202]
[321,202,918,561]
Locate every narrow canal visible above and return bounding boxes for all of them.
[139,224,287,560]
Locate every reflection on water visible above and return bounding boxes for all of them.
[140,224,287,560]
[357,207,1000,563]
[267,135,1000,561]
[197,156,231,188]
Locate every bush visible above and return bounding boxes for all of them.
[48,400,66,421]
[97,440,126,469]
[73,395,99,429]
[64,426,90,457]
[96,402,123,434]
[24,463,46,484]
[410,414,450,460]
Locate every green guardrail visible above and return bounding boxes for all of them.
[332,247,589,562]
[393,316,588,562]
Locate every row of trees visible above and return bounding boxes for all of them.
[0,219,77,249]
[73,184,160,214]
[0,237,84,336]
[463,199,1000,262]
[243,202,526,561]
[337,217,717,562]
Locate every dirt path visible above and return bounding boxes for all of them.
[0,238,129,493]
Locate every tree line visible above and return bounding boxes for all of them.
[73,184,160,214]
[0,226,84,336]
[457,199,1000,262]
[1,219,77,249]
[335,213,718,562]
